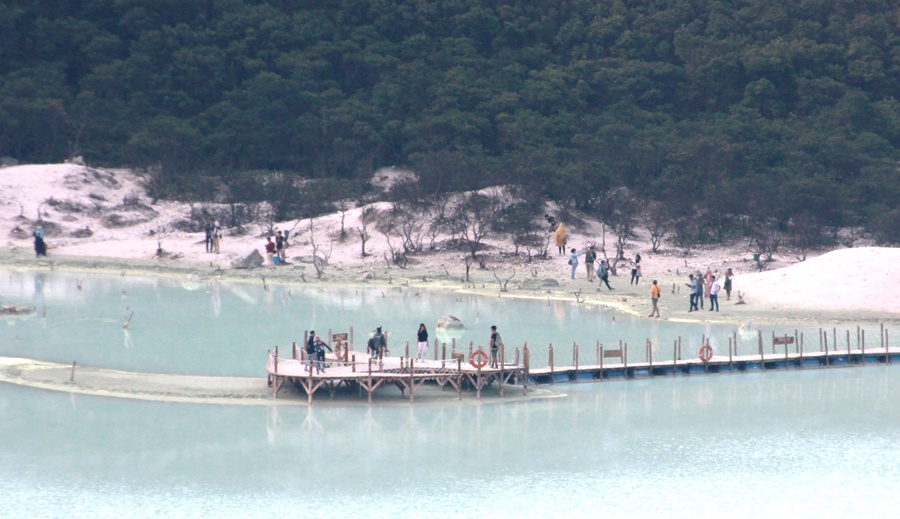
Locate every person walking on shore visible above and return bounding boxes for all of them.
[598,260,613,290]
[584,246,597,281]
[212,220,222,254]
[204,222,213,253]
[275,230,285,262]
[554,223,568,255]
[724,268,734,301]
[568,248,583,280]
[648,279,661,318]
[416,323,429,361]
[686,274,699,312]
[264,236,276,267]
[630,253,642,285]
[709,275,720,312]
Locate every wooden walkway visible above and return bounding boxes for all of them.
[527,345,900,384]
[266,326,896,403]
[266,349,527,404]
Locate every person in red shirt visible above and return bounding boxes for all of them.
[264,236,276,266]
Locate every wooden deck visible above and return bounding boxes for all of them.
[266,350,528,404]
[267,326,896,404]
[527,346,900,384]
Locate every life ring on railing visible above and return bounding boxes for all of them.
[469,350,489,369]
[698,344,714,363]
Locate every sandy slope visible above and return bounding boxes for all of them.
[2,163,898,324]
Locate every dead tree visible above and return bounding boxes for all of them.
[492,270,516,292]
[308,220,332,278]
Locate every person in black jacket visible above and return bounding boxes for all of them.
[416,323,429,361]
[305,331,317,373]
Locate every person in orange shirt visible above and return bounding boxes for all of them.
[648,279,661,318]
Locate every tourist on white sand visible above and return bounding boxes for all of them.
[1,163,897,323]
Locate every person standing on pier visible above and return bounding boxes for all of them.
[416,323,429,361]
[372,326,386,358]
[305,331,318,373]
[315,335,332,372]
[489,325,503,368]
[648,279,661,318]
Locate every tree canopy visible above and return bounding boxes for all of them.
[2,0,898,240]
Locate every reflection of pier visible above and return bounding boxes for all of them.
[266,346,528,404]
[527,326,898,384]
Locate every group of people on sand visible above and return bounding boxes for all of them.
[648,267,734,318]
[204,221,223,254]
[263,230,288,267]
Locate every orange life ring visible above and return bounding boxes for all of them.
[698,344,714,363]
[469,350,489,369]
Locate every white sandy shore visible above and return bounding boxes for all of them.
[3,163,898,323]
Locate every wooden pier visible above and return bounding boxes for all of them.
[266,325,896,404]
[266,342,529,404]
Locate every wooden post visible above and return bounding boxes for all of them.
[758,331,764,360]
[434,339,438,360]
[549,343,555,382]
[573,342,579,373]
[678,336,682,360]
[794,329,799,353]
[624,342,628,368]
[733,332,738,356]
[352,354,356,373]
[824,330,830,364]
[409,359,414,403]
[673,341,677,374]
[648,339,653,368]
[442,343,446,360]
[523,344,530,394]
[367,359,373,405]
[857,326,861,349]
[771,331,775,354]
[500,344,506,397]
[819,328,823,352]
[274,346,279,373]
[350,326,354,352]
[862,329,866,356]
[328,328,332,347]
[846,329,851,358]
[596,341,600,367]
[405,341,409,358]
[457,358,462,400]
[70,361,76,381]
[728,340,732,368]
[600,345,604,377]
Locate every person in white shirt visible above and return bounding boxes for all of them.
[709,276,721,312]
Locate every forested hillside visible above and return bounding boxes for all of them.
[2,0,899,243]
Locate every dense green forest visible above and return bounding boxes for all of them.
[2,0,899,244]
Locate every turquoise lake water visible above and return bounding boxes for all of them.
[1,269,898,517]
